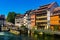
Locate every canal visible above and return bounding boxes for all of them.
[0,32,60,40]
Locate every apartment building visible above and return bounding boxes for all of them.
[34,2,59,29]
[35,10,47,29]
[15,14,24,27]
[50,7,60,31]
[15,2,60,31]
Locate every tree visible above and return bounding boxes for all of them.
[7,12,17,24]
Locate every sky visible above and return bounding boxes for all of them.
[0,0,60,16]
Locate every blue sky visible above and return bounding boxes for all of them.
[0,0,60,16]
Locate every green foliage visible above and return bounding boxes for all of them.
[7,12,17,24]
[54,25,59,31]
[34,30,39,34]
[21,25,26,28]
[32,26,37,29]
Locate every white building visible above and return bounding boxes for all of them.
[15,15,24,27]
[23,11,32,29]
[23,14,28,27]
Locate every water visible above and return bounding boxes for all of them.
[0,32,60,40]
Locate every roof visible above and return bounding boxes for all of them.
[40,2,56,9]
[33,2,56,13]
[33,9,46,13]
[0,15,5,20]
[53,7,60,12]
[15,14,24,18]
[16,15,21,17]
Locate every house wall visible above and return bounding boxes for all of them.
[50,15,60,30]
[50,15,59,25]
[30,13,36,28]
[15,18,23,27]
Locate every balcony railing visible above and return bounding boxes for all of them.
[40,24,47,26]
[36,16,47,18]
[36,20,47,22]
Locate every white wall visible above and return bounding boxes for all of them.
[15,18,23,27]
[46,2,59,29]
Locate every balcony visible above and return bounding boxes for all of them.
[40,24,47,26]
[36,16,47,18]
[36,20,47,22]
[37,24,47,26]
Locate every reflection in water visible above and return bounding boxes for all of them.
[32,34,60,40]
[0,32,60,40]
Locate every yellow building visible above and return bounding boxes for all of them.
[34,2,58,29]
[36,10,47,29]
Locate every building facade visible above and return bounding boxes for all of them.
[15,15,24,27]
[34,2,59,29]
[23,10,31,29]
[50,7,60,31]
[15,2,60,31]
[30,11,36,29]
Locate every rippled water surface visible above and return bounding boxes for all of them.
[0,32,60,40]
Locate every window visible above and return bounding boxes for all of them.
[59,20,60,23]
[31,21,34,23]
[53,10,60,15]
[36,22,47,25]
[36,14,41,16]
[17,22,20,23]
[59,15,60,18]
[36,13,47,17]
[40,22,47,24]
[31,18,34,20]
